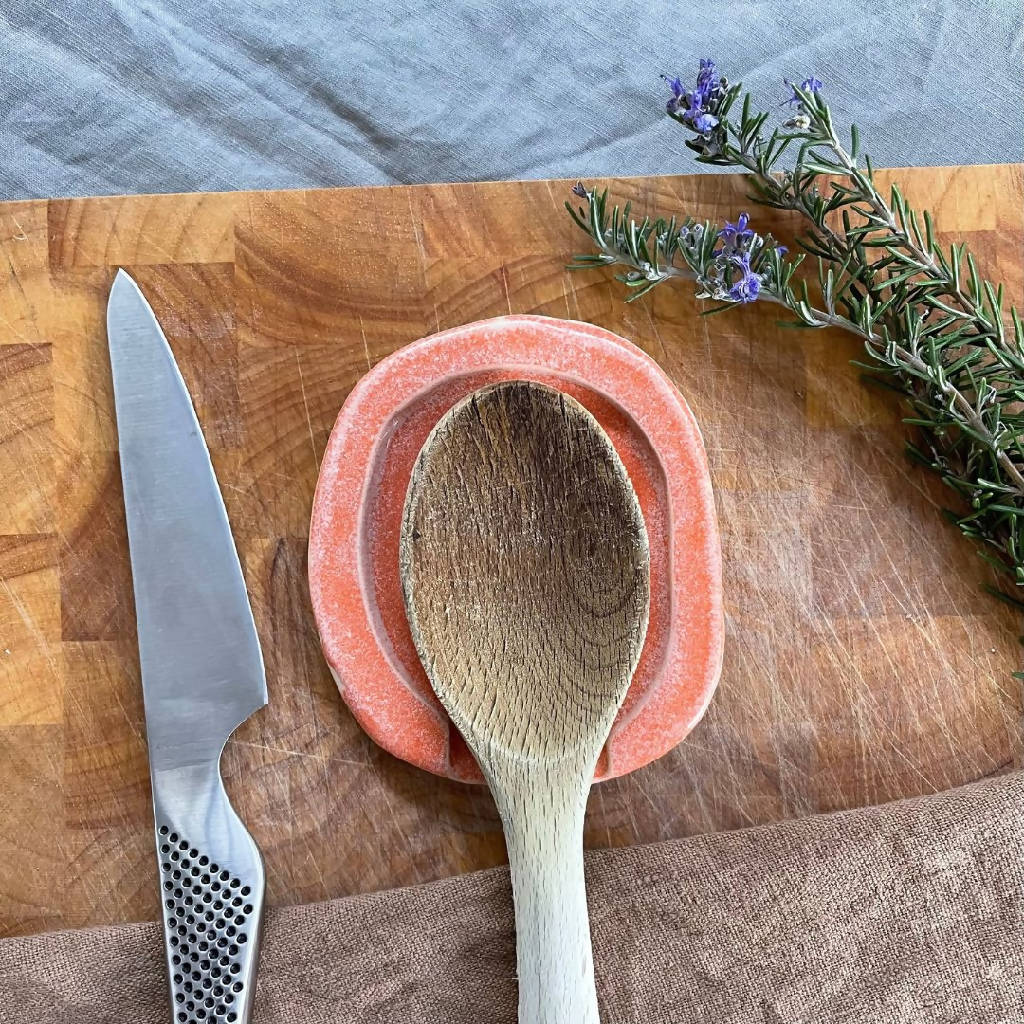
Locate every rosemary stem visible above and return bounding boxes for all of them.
[733,116,1024,497]
[774,304,1024,498]
[757,290,1024,496]
[566,64,1024,607]
[825,134,938,273]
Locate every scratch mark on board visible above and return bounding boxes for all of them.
[293,350,319,469]
[358,315,373,372]
[499,264,513,315]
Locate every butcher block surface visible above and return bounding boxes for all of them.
[1,165,1022,937]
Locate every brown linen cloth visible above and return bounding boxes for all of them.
[2,771,1022,1023]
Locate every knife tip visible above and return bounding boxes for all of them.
[111,267,137,293]
[107,269,147,335]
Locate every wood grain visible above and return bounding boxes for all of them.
[0,166,1022,938]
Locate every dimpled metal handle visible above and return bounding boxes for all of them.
[153,766,264,1024]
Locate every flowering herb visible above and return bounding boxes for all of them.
[566,64,1024,635]
[784,76,822,106]
[718,212,754,252]
[662,59,724,133]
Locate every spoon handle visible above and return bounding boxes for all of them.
[492,768,600,1024]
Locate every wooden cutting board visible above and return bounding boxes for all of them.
[1,165,1022,939]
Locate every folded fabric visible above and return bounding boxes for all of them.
[2,771,1021,1023]
[3,1,1023,200]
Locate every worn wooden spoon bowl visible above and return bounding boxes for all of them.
[400,380,650,1023]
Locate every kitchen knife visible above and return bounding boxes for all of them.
[107,270,267,1024]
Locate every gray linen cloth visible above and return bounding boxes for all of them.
[1,0,1022,201]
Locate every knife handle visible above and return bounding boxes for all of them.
[152,766,265,1024]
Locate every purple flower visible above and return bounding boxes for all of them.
[785,76,823,105]
[695,59,718,102]
[729,268,762,303]
[718,212,754,252]
[725,250,763,303]
[662,74,686,114]
[687,99,719,134]
[571,181,589,199]
[664,59,722,132]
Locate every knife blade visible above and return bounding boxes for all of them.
[107,269,267,1024]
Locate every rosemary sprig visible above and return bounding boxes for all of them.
[566,63,1024,625]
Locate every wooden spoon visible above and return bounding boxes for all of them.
[400,380,650,1023]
